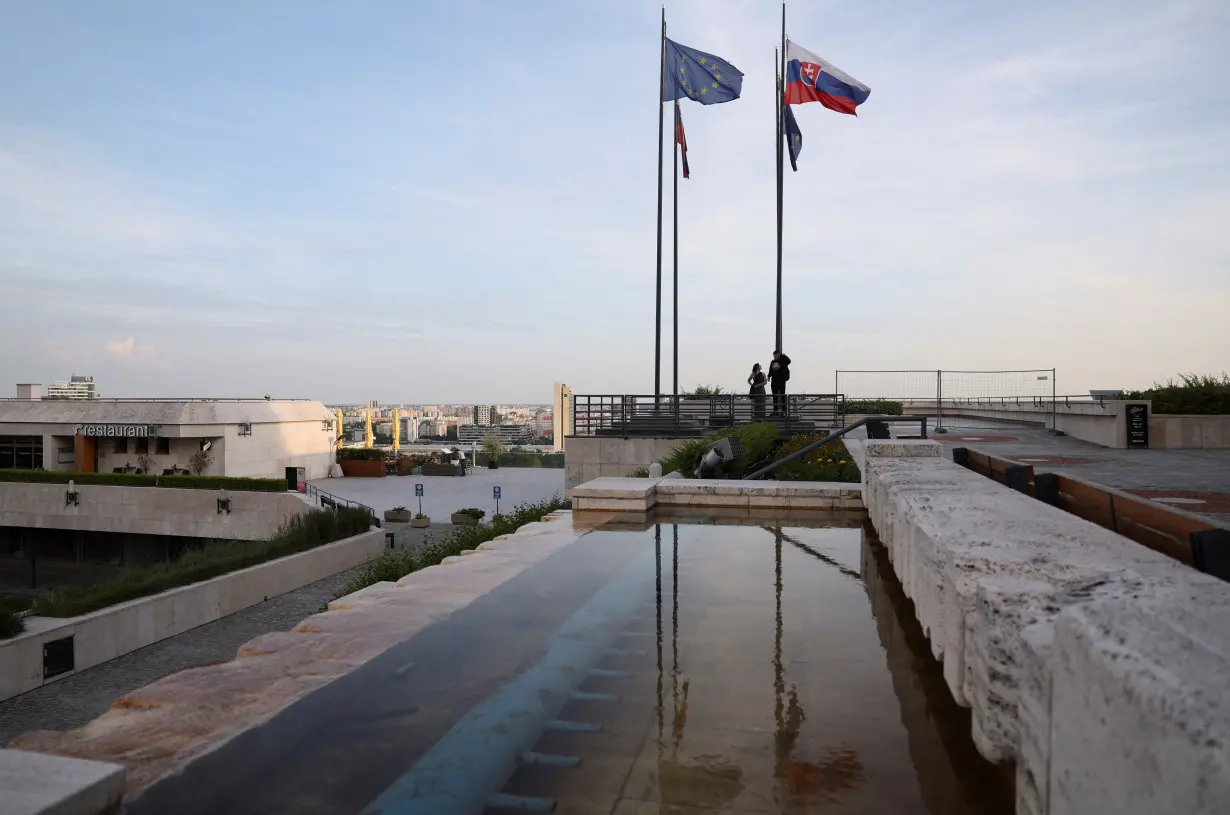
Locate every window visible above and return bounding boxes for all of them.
[0,436,43,469]
[135,437,149,455]
[238,423,253,436]
[114,438,128,454]
[156,437,170,455]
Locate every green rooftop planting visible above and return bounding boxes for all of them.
[0,469,287,492]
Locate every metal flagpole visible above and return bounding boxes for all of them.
[654,9,666,401]
[673,102,680,400]
[775,3,786,352]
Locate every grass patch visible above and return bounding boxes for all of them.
[1123,373,1230,415]
[33,507,373,618]
[332,495,571,600]
[770,433,860,482]
[0,469,286,491]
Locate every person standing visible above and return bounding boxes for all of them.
[768,350,792,416]
[748,363,767,419]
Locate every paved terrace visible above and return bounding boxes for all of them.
[310,466,566,518]
[926,424,1230,522]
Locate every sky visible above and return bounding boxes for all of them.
[1,0,1227,404]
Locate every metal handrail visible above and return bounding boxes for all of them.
[742,415,931,480]
[0,397,313,402]
[305,483,381,528]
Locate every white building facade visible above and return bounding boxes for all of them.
[46,375,99,400]
[0,392,339,481]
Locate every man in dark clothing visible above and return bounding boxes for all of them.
[768,350,791,416]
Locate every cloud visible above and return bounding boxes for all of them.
[105,337,153,358]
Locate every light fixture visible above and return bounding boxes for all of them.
[65,480,80,507]
[217,491,232,514]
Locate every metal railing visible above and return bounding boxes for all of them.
[743,415,932,480]
[0,397,314,402]
[571,393,847,438]
[305,483,381,528]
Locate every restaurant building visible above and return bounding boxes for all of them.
[0,389,339,481]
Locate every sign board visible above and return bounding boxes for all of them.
[1126,404,1149,449]
[493,486,502,500]
[77,424,153,438]
[415,483,424,497]
[296,467,306,493]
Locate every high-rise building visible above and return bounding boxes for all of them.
[399,415,420,442]
[474,405,497,426]
[46,375,99,400]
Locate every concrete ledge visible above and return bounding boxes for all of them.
[0,749,125,815]
[863,440,942,458]
[0,528,386,703]
[862,445,1230,814]
[7,513,581,801]
[571,477,863,513]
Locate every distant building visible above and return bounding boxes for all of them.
[399,415,420,442]
[457,423,532,445]
[46,375,99,400]
[553,383,573,452]
[473,405,496,426]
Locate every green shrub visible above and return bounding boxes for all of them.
[655,422,780,479]
[844,399,904,416]
[0,597,33,615]
[0,470,287,491]
[627,466,650,478]
[336,447,385,461]
[1122,373,1230,415]
[33,507,372,618]
[332,495,571,600]
[770,433,860,483]
[453,507,485,520]
[473,452,564,469]
[0,608,25,639]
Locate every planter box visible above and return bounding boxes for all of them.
[450,513,482,526]
[395,458,417,476]
[421,463,460,477]
[339,459,385,478]
[410,517,430,528]
[488,460,500,469]
[384,510,412,523]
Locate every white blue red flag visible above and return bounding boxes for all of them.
[784,40,870,116]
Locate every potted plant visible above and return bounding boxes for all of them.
[411,512,430,528]
[450,507,485,526]
[384,505,412,523]
[482,433,507,469]
[337,447,386,477]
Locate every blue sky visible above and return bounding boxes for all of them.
[1,0,1227,403]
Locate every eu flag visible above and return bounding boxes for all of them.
[662,38,743,105]
[783,105,802,171]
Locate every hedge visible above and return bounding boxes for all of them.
[332,495,570,600]
[0,469,287,491]
[1122,373,1230,415]
[0,609,25,639]
[770,433,860,483]
[844,399,905,416]
[33,506,373,618]
[336,447,385,461]
[473,452,565,469]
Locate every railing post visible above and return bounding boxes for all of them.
[934,369,947,434]
[1051,367,1058,434]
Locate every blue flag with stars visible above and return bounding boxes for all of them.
[662,38,743,105]
[783,104,802,171]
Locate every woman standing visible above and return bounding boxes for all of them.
[748,363,767,419]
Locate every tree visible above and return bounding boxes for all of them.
[482,433,508,458]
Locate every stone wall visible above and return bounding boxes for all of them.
[0,527,384,703]
[563,436,686,496]
[861,440,1230,814]
[1148,414,1230,449]
[0,483,315,541]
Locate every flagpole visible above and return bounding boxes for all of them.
[655,8,666,401]
[672,101,679,400]
[775,43,784,353]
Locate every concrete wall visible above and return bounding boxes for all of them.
[861,440,1230,814]
[1148,414,1230,449]
[563,436,685,496]
[0,527,384,703]
[0,483,315,541]
[221,419,335,480]
[906,399,1152,448]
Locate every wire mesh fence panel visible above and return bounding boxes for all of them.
[834,370,938,402]
[939,369,1055,402]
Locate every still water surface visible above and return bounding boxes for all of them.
[130,521,1012,815]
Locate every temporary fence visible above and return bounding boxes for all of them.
[834,369,1058,431]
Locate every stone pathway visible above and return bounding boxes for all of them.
[0,524,456,745]
[929,425,1230,523]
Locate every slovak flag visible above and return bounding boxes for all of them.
[784,39,870,116]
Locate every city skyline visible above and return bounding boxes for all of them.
[2,0,1228,402]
